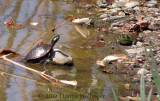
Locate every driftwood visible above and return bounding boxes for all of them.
[0,53,77,86]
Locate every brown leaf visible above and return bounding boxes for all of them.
[0,49,19,55]
[140,22,149,30]
[101,28,108,32]
[130,24,141,32]
[103,68,112,73]
[3,19,14,26]
[141,7,148,12]
[90,40,105,47]
[124,23,132,30]
[12,24,25,29]
[136,16,143,23]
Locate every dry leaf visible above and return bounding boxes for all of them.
[0,49,19,55]
[103,68,112,73]
[12,24,25,29]
[3,19,14,26]
[136,16,143,23]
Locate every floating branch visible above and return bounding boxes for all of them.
[0,53,77,86]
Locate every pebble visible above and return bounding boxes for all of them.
[125,1,139,8]
[137,68,149,75]
[118,11,125,16]
[133,7,140,11]
[99,13,108,18]
[125,47,145,54]
[148,8,159,12]
[136,41,143,47]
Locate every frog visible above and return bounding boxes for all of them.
[118,34,135,45]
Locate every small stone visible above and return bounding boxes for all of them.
[136,41,143,47]
[125,83,130,90]
[100,13,108,18]
[148,0,157,4]
[143,30,151,34]
[118,11,125,16]
[125,1,139,8]
[148,8,159,12]
[133,7,140,11]
[125,47,145,54]
[112,2,119,8]
[137,68,149,75]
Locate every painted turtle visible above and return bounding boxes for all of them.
[24,35,60,63]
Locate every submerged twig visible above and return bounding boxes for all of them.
[14,77,29,101]
[0,54,77,86]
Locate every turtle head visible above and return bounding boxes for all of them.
[51,35,60,45]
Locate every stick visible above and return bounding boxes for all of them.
[0,54,77,86]
[16,17,73,62]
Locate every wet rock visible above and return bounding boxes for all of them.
[44,49,73,65]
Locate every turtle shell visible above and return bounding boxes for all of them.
[24,35,60,63]
[24,44,53,63]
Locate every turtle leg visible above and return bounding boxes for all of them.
[39,57,49,63]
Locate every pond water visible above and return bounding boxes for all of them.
[0,0,131,101]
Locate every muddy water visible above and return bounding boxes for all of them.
[0,0,130,101]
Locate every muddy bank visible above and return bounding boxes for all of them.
[72,0,160,98]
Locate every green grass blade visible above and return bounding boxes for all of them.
[140,71,146,101]
[149,41,160,95]
[111,83,119,101]
[147,88,152,101]
[137,93,139,101]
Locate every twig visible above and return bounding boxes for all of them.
[16,17,73,62]
[13,77,29,101]
[0,53,77,86]
[0,70,47,85]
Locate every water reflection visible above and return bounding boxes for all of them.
[0,0,112,101]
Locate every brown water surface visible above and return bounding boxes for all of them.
[0,0,130,101]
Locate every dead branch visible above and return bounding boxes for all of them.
[0,53,77,86]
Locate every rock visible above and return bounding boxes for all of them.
[118,11,125,16]
[44,49,73,65]
[111,2,119,8]
[136,41,143,47]
[133,7,140,11]
[125,1,139,8]
[125,47,145,54]
[99,13,108,18]
[147,0,157,7]
[148,8,159,12]
[97,0,108,8]
[137,68,149,75]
